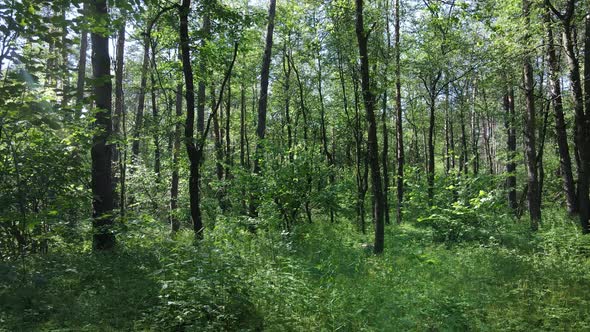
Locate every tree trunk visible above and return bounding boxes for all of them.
[225,75,232,179]
[150,40,161,180]
[113,18,125,215]
[356,0,385,254]
[179,0,203,239]
[197,14,210,137]
[75,1,88,114]
[170,82,182,233]
[395,0,404,224]
[90,0,115,250]
[504,86,517,212]
[131,35,150,163]
[250,0,277,217]
[523,0,541,230]
[546,10,577,215]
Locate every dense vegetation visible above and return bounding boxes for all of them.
[1,0,590,330]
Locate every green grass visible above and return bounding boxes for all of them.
[2,210,590,331]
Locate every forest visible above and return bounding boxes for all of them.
[1,0,590,330]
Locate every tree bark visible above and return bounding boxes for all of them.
[170,82,182,233]
[131,34,150,163]
[523,0,541,230]
[113,18,126,215]
[75,1,88,114]
[356,0,385,254]
[179,0,203,239]
[90,0,115,250]
[545,10,577,215]
[250,0,277,217]
[504,85,517,212]
[395,0,404,224]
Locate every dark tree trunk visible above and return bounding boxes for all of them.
[395,0,404,224]
[131,35,150,163]
[546,10,577,215]
[250,0,277,217]
[523,0,541,230]
[90,0,115,250]
[179,0,203,239]
[504,86,517,212]
[356,0,385,254]
[113,18,125,215]
[547,0,589,232]
[150,40,161,180]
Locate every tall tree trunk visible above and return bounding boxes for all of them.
[317,43,335,223]
[240,82,247,167]
[213,86,224,181]
[250,0,277,217]
[395,0,404,224]
[131,35,150,163]
[197,14,210,137]
[283,43,293,162]
[427,90,437,205]
[179,0,203,239]
[170,82,182,233]
[90,0,115,250]
[523,0,541,230]
[579,12,590,232]
[546,10,577,215]
[225,75,232,179]
[356,0,385,254]
[150,65,161,180]
[382,91,390,225]
[504,86,517,212]
[113,18,126,215]
[75,1,88,115]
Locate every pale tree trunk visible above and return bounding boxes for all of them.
[395,0,404,224]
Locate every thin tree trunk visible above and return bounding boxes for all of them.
[131,35,150,163]
[90,0,115,250]
[523,0,541,230]
[75,1,88,115]
[504,86,517,212]
[395,0,404,224]
[179,0,203,239]
[113,18,125,214]
[250,0,277,217]
[225,75,232,179]
[356,0,385,254]
[170,82,182,233]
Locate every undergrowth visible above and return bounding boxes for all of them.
[2,209,590,331]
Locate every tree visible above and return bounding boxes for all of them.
[355,0,385,254]
[250,0,277,217]
[90,0,115,250]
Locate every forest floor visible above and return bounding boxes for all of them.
[2,210,590,331]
